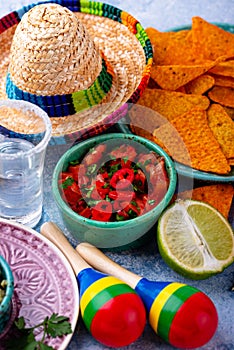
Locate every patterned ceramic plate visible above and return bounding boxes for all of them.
[0,218,79,349]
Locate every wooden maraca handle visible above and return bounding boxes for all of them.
[40,222,90,275]
[76,242,141,289]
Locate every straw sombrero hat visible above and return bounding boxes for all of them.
[0,1,152,143]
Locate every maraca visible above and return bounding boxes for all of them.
[40,222,146,348]
[76,242,218,349]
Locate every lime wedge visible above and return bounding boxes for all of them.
[157,199,234,279]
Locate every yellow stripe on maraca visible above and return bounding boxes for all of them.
[80,276,123,312]
[149,282,186,332]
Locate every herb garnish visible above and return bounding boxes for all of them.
[6,313,72,350]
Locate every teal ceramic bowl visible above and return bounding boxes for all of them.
[0,255,14,334]
[52,133,177,249]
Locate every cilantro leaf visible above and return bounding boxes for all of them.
[87,164,97,175]
[37,342,54,350]
[69,160,79,166]
[15,316,26,330]
[46,313,72,338]
[122,157,129,163]
[5,313,72,350]
[6,330,36,350]
[61,177,74,189]
[23,341,39,350]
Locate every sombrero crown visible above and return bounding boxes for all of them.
[0,1,152,141]
[6,3,114,118]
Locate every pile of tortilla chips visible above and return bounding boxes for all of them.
[172,183,234,219]
[129,17,234,174]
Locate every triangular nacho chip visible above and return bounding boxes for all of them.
[223,106,234,120]
[152,121,190,163]
[128,104,176,158]
[147,77,161,89]
[208,86,234,108]
[153,107,231,174]
[173,184,234,219]
[138,18,234,176]
[185,74,215,94]
[165,30,195,64]
[212,74,234,88]
[145,28,194,65]
[151,61,218,91]
[209,60,234,78]
[136,88,210,121]
[176,86,187,93]
[207,104,234,161]
[128,103,166,132]
[228,158,234,166]
[145,27,171,65]
[192,17,234,60]
[130,123,168,153]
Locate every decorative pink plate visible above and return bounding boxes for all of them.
[0,218,79,350]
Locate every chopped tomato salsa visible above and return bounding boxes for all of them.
[59,141,169,222]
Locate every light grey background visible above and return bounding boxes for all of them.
[1,0,234,29]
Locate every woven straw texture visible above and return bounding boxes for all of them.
[5,4,116,121]
[0,1,152,143]
[9,4,102,95]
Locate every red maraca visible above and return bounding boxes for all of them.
[40,222,146,348]
[76,242,218,349]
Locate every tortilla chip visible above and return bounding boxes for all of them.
[130,124,169,154]
[209,60,234,78]
[145,28,194,65]
[137,18,234,176]
[173,184,234,219]
[128,104,175,157]
[129,103,166,131]
[151,61,218,91]
[147,77,161,89]
[136,88,210,121]
[185,74,215,94]
[162,30,195,65]
[208,86,234,108]
[207,104,234,161]
[176,86,187,93]
[191,17,234,60]
[212,74,234,88]
[153,120,191,164]
[153,107,231,174]
[145,28,172,66]
[223,106,234,120]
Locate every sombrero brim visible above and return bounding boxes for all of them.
[0,0,152,144]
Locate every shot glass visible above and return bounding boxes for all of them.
[0,100,52,227]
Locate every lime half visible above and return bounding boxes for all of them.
[157,199,234,279]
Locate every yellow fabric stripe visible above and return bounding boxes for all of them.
[149,282,186,332]
[80,276,122,311]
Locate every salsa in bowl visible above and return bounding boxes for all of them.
[52,133,177,249]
